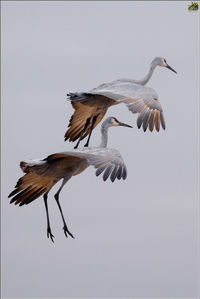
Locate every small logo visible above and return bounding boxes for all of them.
[188,1,199,11]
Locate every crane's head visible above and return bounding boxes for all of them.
[152,57,177,74]
[106,117,133,128]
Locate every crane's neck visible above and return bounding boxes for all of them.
[136,63,157,86]
[99,122,110,148]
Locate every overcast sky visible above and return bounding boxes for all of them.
[1,1,199,298]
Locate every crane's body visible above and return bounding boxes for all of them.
[64,57,176,148]
[9,117,132,242]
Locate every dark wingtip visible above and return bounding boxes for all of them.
[8,190,17,198]
[162,123,166,130]
[11,198,17,204]
[64,134,69,141]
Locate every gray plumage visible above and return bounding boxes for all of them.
[65,57,176,147]
[8,117,132,241]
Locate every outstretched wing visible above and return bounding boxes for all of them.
[92,80,165,132]
[120,94,165,132]
[9,148,127,206]
[65,148,128,182]
[69,79,165,132]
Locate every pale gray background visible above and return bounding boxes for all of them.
[1,1,199,298]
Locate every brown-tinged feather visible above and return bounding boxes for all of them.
[9,153,89,207]
[64,102,94,140]
[9,187,21,198]
[45,153,85,165]
[155,110,160,132]
[146,98,155,108]
[138,104,148,114]
[9,172,57,206]
[10,187,32,203]
[67,122,87,142]
[65,105,107,142]
[15,187,39,205]
[137,98,154,113]
[149,110,155,132]
[20,187,47,206]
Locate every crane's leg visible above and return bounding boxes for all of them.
[74,117,91,149]
[54,179,74,239]
[43,192,55,243]
[84,114,99,147]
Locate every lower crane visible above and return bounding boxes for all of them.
[8,117,132,242]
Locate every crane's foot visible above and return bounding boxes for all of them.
[47,227,55,243]
[63,225,75,239]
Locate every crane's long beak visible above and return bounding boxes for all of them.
[166,64,177,74]
[118,121,133,128]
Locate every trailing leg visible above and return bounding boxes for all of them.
[54,177,74,239]
[84,114,99,147]
[43,192,55,242]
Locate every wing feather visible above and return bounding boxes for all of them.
[155,110,160,132]
[116,165,123,179]
[64,100,107,142]
[103,164,114,181]
[67,148,128,182]
[137,111,147,129]
[160,111,166,130]
[122,166,127,180]
[148,110,156,132]
[110,164,119,182]
[84,81,165,132]
[96,165,108,176]
[142,109,151,132]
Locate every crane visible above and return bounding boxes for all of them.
[64,57,177,149]
[8,117,132,242]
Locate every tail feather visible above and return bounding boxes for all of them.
[20,161,28,172]
[67,92,89,103]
